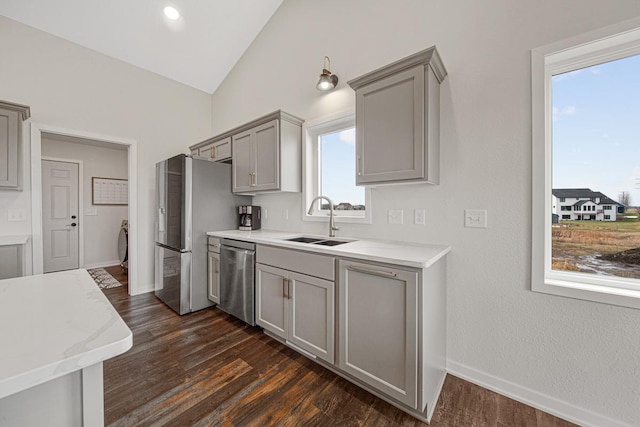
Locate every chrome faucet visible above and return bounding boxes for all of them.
[307,195,339,237]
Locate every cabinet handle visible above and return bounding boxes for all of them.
[287,279,291,300]
[249,173,253,186]
[282,278,288,298]
[347,265,397,278]
[357,155,362,176]
[214,258,219,274]
[211,147,216,159]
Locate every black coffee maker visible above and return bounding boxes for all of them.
[238,205,261,230]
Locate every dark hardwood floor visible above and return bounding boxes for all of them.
[102,286,576,426]
[103,265,128,287]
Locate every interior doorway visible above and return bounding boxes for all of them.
[41,159,81,272]
[31,123,138,295]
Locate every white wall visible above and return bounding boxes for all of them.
[211,0,640,425]
[41,137,128,267]
[0,15,212,293]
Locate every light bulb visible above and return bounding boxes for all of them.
[164,6,180,20]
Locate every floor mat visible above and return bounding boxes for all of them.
[87,267,123,289]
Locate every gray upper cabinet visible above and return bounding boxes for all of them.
[233,119,279,192]
[231,111,303,194]
[348,46,447,186]
[0,100,30,190]
[190,136,231,162]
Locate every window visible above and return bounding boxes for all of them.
[559,197,566,202]
[532,19,640,309]
[561,206,571,211]
[303,112,371,224]
[604,205,612,210]
[562,215,571,220]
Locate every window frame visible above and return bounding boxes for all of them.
[302,110,372,224]
[531,18,640,309]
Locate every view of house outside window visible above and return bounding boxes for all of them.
[551,53,640,279]
[319,127,365,211]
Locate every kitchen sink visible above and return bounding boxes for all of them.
[285,236,354,246]
[312,240,350,246]
[285,236,325,243]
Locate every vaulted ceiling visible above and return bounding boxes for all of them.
[0,0,284,93]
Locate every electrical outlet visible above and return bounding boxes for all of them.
[7,209,26,222]
[414,209,426,225]
[283,208,289,220]
[464,209,488,228]
[85,209,98,216]
[388,209,403,224]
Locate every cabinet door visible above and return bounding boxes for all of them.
[356,66,424,185]
[0,108,19,188]
[255,263,288,339]
[199,143,215,160]
[232,130,254,192]
[190,148,199,156]
[213,137,232,161]
[253,119,279,191]
[338,259,418,408]
[207,251,220,304]
[288,272,335,364]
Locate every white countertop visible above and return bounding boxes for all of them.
[0,235,29,246]
[207,230,450,268]
[0,269,132,399]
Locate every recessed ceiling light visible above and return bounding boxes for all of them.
[164,6,180,20]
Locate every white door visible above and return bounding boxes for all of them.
[42,160,79,272]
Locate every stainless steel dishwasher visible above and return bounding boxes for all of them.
[219,238,256,325]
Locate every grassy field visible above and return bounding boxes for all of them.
[552,209,640,275]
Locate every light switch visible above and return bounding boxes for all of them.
[464,209,488,228]
[414,209,426,225]
[283,208,289,220]
[388,209,403,224]
[85,209,98,216]
[7,209,26,222]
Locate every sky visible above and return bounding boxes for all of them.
[552,53,640,206]
[320,127,365,206]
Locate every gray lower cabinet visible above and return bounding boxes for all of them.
[338,259,419,407]
[0,101,30,190]
[207,251,220,304]
[207,237,221,304]
[348,46,447,186]
[256,263,335,363]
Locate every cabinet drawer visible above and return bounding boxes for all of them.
[257,245,334,281]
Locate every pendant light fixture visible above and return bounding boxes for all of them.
[316,56,339,91]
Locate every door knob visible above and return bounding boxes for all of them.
[71,215,76,219]
[67,223,77,227]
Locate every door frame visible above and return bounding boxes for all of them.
[30,123,138,295]
[41,157,84,270]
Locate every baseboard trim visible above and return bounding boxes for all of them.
[447,361,631,427]
[83,260,121,269]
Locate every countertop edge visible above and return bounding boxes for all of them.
[0,330,132,400]
[207,230,451,268]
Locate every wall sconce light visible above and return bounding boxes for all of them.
[316,56,339,91]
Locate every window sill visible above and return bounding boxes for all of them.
[533,274,640,310]
[303,213,372,225]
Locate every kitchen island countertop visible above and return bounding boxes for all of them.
[0,268,132,400]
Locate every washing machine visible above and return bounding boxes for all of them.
[118,220,128,273]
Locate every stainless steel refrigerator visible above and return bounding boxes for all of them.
[154,154,250,315]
